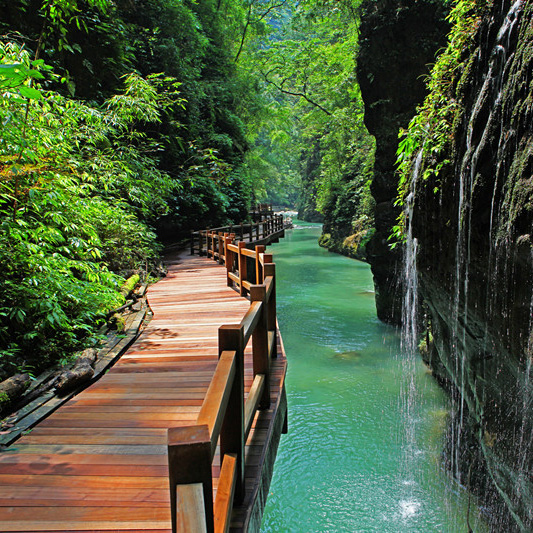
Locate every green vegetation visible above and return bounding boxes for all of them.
[0,41,169,378]
[0,0,378,380]
[245,0,376,251]
[394,0,488,236]
[0,0,272,379]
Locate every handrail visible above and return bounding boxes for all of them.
[190,212,288,257]
[197,350,237,458]
[241,301,262,346]
[167,231,280,533]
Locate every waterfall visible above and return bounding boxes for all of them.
[396,2,531,528]
[398,149,423,517]
[402,149,423,354]
[448,0,525,483]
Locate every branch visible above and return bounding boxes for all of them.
[262,72,332,116]
[255,0,288,22]
[234,0,288,63]
[234,1,253,63]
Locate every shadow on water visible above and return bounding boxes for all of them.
[260,221,488,533]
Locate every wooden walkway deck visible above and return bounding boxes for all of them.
[0,251,288,532]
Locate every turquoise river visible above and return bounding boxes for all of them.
[260,222,488,532]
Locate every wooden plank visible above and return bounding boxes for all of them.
[175,484,207,533]
[0,474,168,489]
[0,249,287,533]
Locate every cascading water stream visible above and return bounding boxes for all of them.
[399,149,423,490]
[450,0,524,481]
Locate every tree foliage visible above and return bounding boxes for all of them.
[0,0,271,378]
[392,0,487,243]
[0,0,380,379]
[244,0,376,245]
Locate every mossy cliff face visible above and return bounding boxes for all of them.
[412,1,533,528]
[357,0,450,322]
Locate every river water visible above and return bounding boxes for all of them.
[260,222,488,532]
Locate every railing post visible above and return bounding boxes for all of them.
[218,232,224,265]
[250,285,270,409]
[264,258,277,358]
[238,241,246,296]
[255,245,265,284]
[205,229,210,258]
[225,235,234,287]
[222,232,228,267]
[239,223,244,241]
[261,253,269,283]
[167,425,214,533]
[190,231,195,256]
[219,325,245,504]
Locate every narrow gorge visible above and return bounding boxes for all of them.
[2,0,533,530]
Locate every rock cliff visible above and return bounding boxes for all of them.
[357,0,450,322]
[409,1,533,529]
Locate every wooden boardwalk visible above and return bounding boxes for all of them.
[0,251,287,532]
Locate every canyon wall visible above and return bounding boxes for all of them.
[409,1,533,529]
[357,0,450,323]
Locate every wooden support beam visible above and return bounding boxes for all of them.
[237,241,246,297]
[268,330,276,359]
[224,235,233,287]
[264,265,277,358]
[255,245,265,284]
[218,232,224,265]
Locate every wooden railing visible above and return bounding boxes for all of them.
[190,214,285,257]
[167,237,278,533]
[249,203,273,222]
